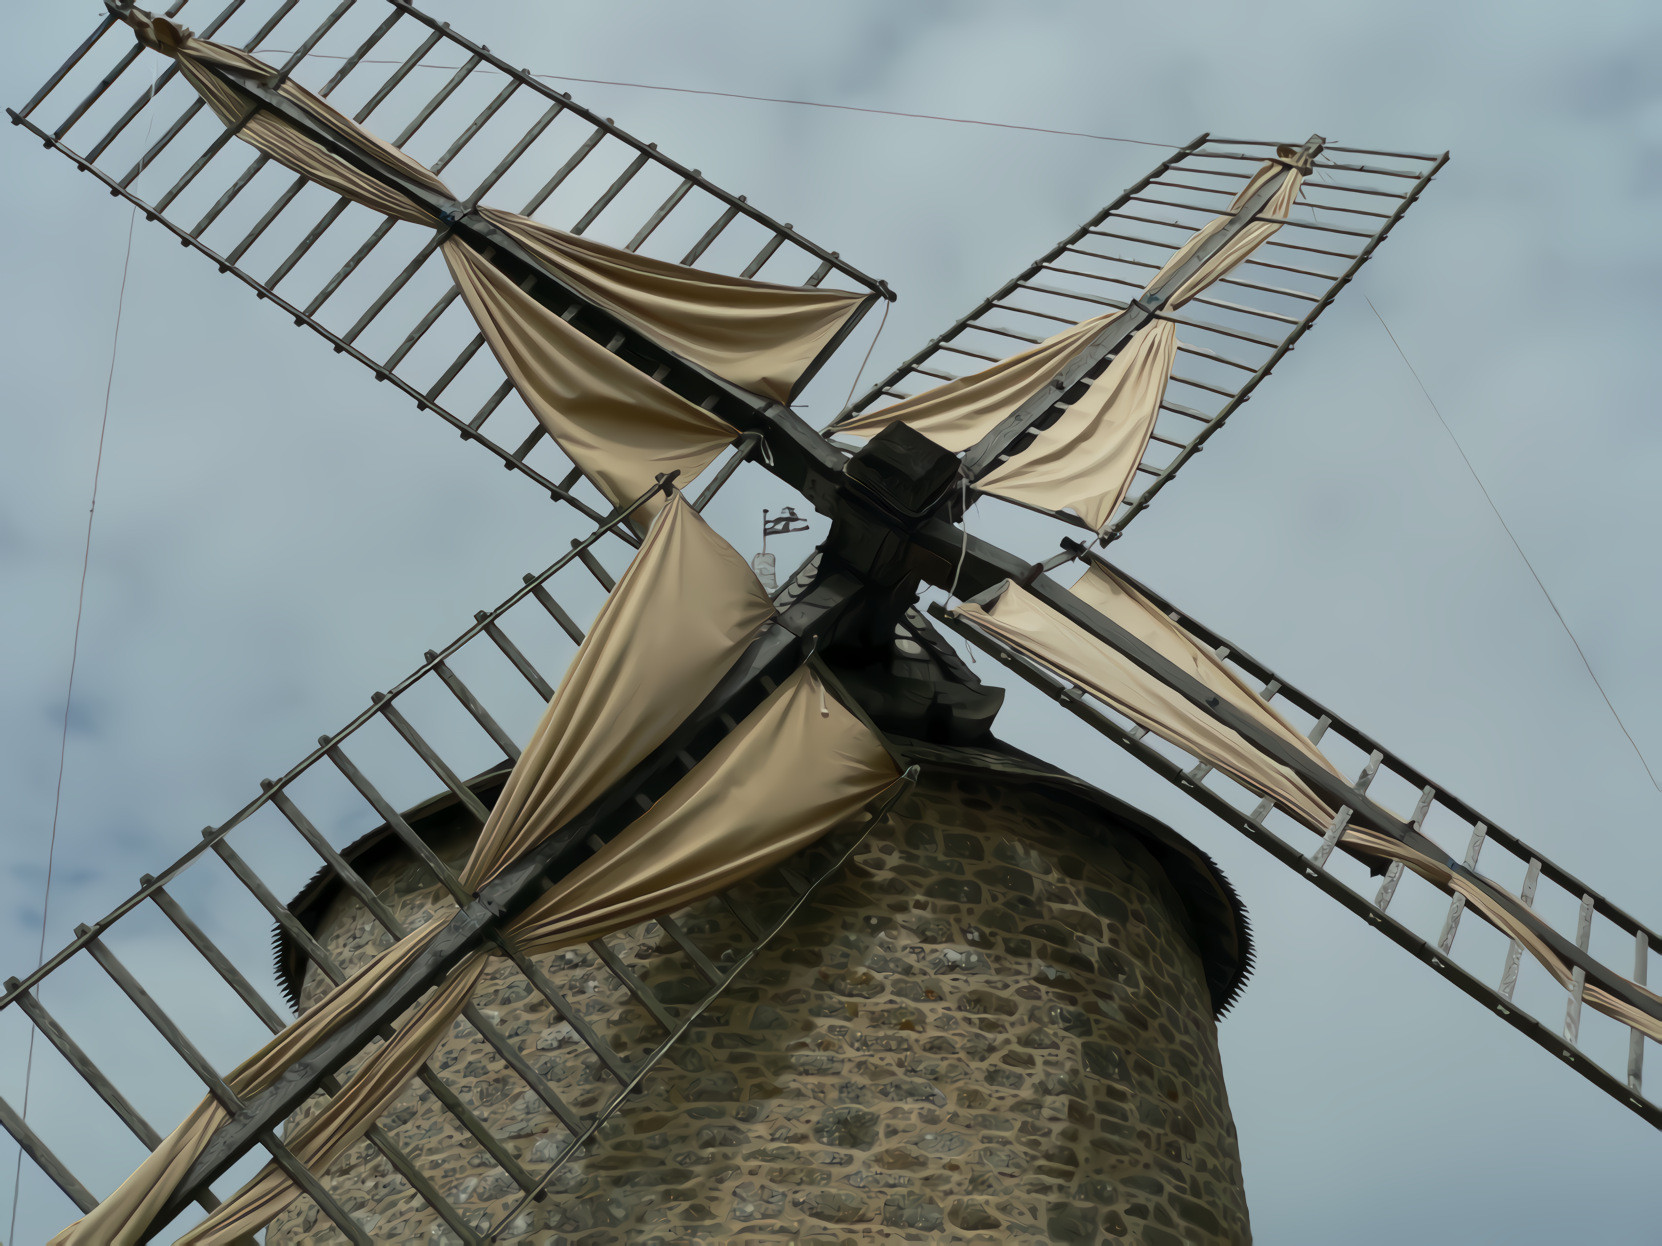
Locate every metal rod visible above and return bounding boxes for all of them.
[571,541,617,591]
[476,616,557,700]
[353,26,446,122]
[227,172,313,265]
[266,784,410,934]
[190,150,271,236]
[682,201,741,264]
[3,985,174,1164]
[462,99,567,210]
[427,653,522,759]
[1499,859,1543,1001]
[430,75,520,175]
[340,231,446,344]
[209,834,342,982]
[145,880,286,1030]
[0,1090,98,1213]
[19,12,119,123]
[53,38,151,142]
[1375,786,1436,913]
[321,742,474,904]
[692,431,763,511]
[383,287,459,370]
[118,96,207,189]
[588,937,676,1032]
[627,176,694,251]
[1436,823,1488,954]
[382,0,887,294]
[1632,930,1648,1094]
[518,126,605,217]
[1564,892,1596,1045]
[373,695,493,821]
[523,576,586,644]
[486,939,634,1082]
[268,0,360,91]
[0,477,656,1009]
[655,914,723,983]
[422,332,487,402]
[572,149,650,234]
[740,229,788,278]
[80,931,373,1245]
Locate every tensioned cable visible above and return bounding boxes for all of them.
[5,68,156,1246]
[840,298,891,414]
[253,51,1181,151]
[1365,293,1662,796]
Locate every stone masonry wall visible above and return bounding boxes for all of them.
[267,767,1250,1245]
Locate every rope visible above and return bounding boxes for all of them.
[254,51,1180,151]
[839,298,891,417]
[5,65,155,1246]
[1365,294,1662,796]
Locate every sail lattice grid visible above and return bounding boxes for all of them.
[11,0,887,525]
[840,135,1444,537]
[4,1,902,1237]
[934,576,1662,1134]
[0,503,895,1239]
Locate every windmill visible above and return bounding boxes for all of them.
[3,1,1657,1243]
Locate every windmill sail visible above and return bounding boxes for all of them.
[933,559,1662,1128]
[21,486,903,1244]
[109,9,875,513]
[838,136,1444,536]
[13,0,887,525]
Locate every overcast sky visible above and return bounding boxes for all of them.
[5,1,1662,1242]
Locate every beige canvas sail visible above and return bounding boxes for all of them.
[170,665,900,1245]
[954,564,1343,831]
[122,15,868,507]
[481,208,868,404]
[974,156,1306,528]
[49,497,779,1245]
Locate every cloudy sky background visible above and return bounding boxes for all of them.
[4,0,1662,1241]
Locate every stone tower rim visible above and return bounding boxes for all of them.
[272,738,1253,1019]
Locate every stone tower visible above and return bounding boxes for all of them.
[268,738,1252,1245]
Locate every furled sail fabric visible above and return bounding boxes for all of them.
[479,208,869,406]
[177,667,899,1246]
[119,14,869,505]
[832,152,1308,532]
[127,16,450,225]
[952,563,1662,1047]
[974,319,1177,532]
[50,497,899,1244]
[955,564,1344,831]
[829,313,1115,453]
[442,240,738,519]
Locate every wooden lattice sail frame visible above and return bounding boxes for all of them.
[7,1,1662,1242]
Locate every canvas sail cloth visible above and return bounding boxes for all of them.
[120,15,869,509]
[49,497,895,1244]
[833,155,1307,532]
[955,565,1662,1047]
[172,665,901,1245]
[955,563,1344,831]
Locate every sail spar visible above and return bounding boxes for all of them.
[832,149,1311,532]
[121,10,872,514]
